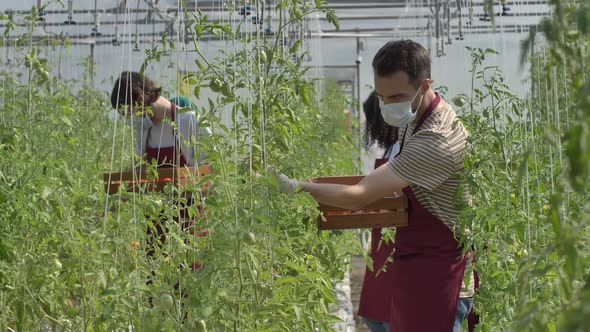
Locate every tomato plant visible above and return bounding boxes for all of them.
[0,1,358,331]
[454,1,590,330]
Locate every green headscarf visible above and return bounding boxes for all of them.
[170,96,198,111]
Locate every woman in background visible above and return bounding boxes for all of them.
[357,91,399,332]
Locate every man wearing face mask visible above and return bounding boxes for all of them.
[278,40,474,332]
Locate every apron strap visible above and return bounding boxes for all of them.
[381,144,394,159]
[170,102,177,122]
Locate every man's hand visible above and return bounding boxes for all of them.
[277,174,300,194]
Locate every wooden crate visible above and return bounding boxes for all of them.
[310,176,408,230]
[103,165,212,195]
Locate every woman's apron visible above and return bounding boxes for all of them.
[144,103,205,270]
[389,96,470,332]
[358,145,396,322]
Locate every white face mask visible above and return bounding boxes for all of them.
[379,84,425,127]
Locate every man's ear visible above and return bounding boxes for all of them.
[422,79,431,93]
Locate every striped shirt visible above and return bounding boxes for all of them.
[388,100,474,297]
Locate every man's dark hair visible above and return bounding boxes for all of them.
[372,40,431,88]
[363,91,398,149]
[110,71,162,109]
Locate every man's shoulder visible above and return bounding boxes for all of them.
[429,101,455,123]
[423,102,466,134]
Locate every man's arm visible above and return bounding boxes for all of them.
[298,163,409,210]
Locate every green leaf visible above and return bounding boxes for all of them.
[549,194,562,237]
[292,304,302,321]
[275,276,299,285]
[326,10,340,31]
[289,40,303,54]
[193,85,201,98]
[194,58,206,72]
[219,24,233,34]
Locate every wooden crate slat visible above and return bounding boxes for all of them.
[103,165,212,195]
[177,165,213,187]
[310,175,408,230]
[310,176,364,185]
[179,165,212,177]
[318,196,406,212]
[317,210,407,230]
[103,168,173,182]
[104,176,165,195]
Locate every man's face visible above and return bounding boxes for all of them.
[374,71,424,110]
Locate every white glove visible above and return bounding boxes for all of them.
[278,173,300,194]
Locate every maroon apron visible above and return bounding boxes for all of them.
[358,146,396,322]
[144,103,205,271]
[389,95,470,332]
